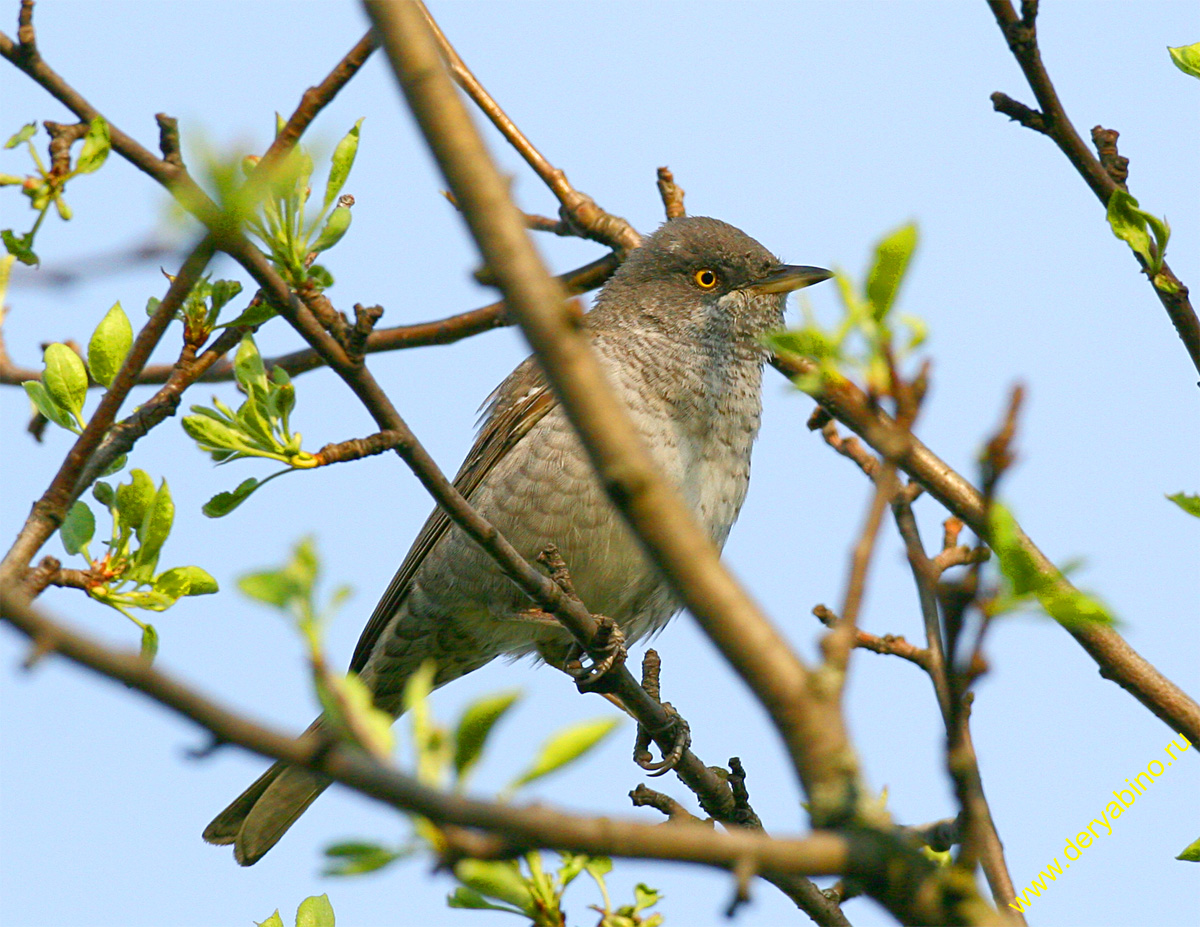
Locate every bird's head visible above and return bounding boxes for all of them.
[590,216,832,344]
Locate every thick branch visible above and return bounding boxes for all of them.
[0,590,846,876]
[0,591,997,925]
[366,0,863,824]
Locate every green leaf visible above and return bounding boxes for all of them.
[234,334,269,393]
[140,623,159,660]
[990,503,1114,627]
[4,123,36,149]
[323,118,363,211]
[317,671,394,760]
[988,503,1042,596]
[1177,835,1200,862]
[238,567,303,610]
[208,279,243,316]
[306,264,334,289]
[23,379,76,431]
[255,913,285,927]
[633,882,663,913]
[446,887,525,914]
[105,589,174,611]
[42,343,88,423]
[216,299,276,330]
[116,469,156,535]
[453,690,521,782]
[73,117,111,176]
[900,312,928,350]
[60,501,95,556]
[323,841,405,876]
[295,893,335,927]
[1167,492,1200,518]
[135,478,175,572]
[402,658,437,717]
[865,222,918,321]
[311,203,352,254]
[182,413,251,458]
[1168,43,1200,78]
[274,369,296,433]
[766,327,839,361]
[1039,585,1115,629]
[1106,189,1170,273]
[202,477,261,517]
[154,565,219,598]
[99,453,128,477]
[556,853,589,889]
[87,301,133,388]
[236,392,278,450]
[453,859,534,913]
[239,537,316,604]
[292,535,319,588]
[2,228,38,266]
[509,717,621,790]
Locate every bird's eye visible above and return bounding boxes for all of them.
[694,268,719,289]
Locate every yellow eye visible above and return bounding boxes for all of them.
[694,268,719,289]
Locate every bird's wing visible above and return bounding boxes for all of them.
[349,358,557,673]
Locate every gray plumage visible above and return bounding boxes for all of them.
[204,216,830,865]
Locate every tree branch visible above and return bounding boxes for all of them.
[0,589,1001,925]
[0,590,848,877]
[771,349,1200,745]
[0,238,216,591]
[986,0,1200,378]
[366,0,863,824]
[412,0,641,255]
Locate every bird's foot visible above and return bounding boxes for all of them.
[634,701,691,777]
[564,614,627,694]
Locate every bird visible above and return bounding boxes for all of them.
[204,216,832,865]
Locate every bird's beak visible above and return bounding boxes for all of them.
[747,264,834,294]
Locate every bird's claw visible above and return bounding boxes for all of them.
[635,702,690,777]
[566,615,627,693]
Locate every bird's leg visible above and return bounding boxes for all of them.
[531,544,629,693]
[564,613,628,693]
[515,604,628,693]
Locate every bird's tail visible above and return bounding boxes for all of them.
[202,719,331,866]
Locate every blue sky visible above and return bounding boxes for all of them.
[2,3,1197,926]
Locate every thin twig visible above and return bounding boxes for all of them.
[0,254,618,387]
[770,349,1200,744]
[0,239,216,590]
[892,499,1020,917]
[413,0,641,255]
[813,604,930,670]
[986,0,1199,377]
[657,167,686,220]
